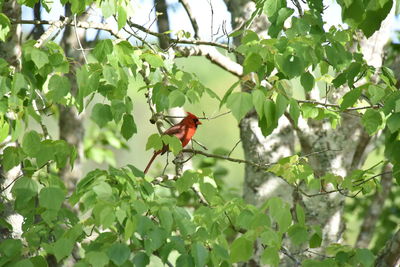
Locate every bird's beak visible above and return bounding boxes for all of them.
[197,120,202,125]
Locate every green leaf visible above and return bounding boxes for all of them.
[175,170,198,194]
[103,65,118,86]
[48,75,71,103]
[133,252,150,267]
[393,163,400,185]
[91,103,113,128]
[260,227,281,247]
[361,109,383,135]
[275,93,289,119]
[300,72,315,92]
[289,99,300,127]
[93,181,113,200]
[191,243,209,267]
[268,197,292,232]
[0,13,11,42]
[92,39,113,62]
[35,140,55,167]
[309,233,322,248]
[0,239,22,257]
[142,53,164,68]
[39,187,65,211]
[2,146,24,171]
[288,224,308,246]
[387,113,400,133]
[14,259,34,267]
[243,53,263,74]
[53,238,74,262]
[85,251,109,267]
[263,0,285,16]
[146,133,163,151]
[301,104,319,119]
[159,206,173,233]
[161,135,182,155]
[261,247,279,266]
[296,204,305,225]
[169,90,186,107]
[117,5,127,30]
[368,84,385,105]
[124,218,136,241]
[230,237,253,263]
[227,92,253,121]
[107,243,130,266]
[355,248,375,267]
[0,120,9,144]
[22,130,41,157]
[264,99,276,128]
[340,87,362,111]
[121,114,137,140]
[31,48,49,69]
[252,89,265,118]
[176,254,195,267]
[111,100,126,123]
[147,227,167,252]
[358,0,392,38]
[12,177,38,203]
[220,80,240,109]
[275,54,304,78]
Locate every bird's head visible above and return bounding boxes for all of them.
[186,112,202,128]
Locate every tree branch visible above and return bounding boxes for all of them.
[12,19,125,39]
[178,0,200,39]
[297,99,380,111]
[182,148,270,168]
[34,17,73,48]
[174,46,242,77]
[376,228,400,267]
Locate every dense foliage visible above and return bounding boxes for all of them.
[0,0,399,266]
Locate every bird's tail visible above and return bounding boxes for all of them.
[144,152,159,174]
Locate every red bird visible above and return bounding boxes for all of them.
[144,112,202,174]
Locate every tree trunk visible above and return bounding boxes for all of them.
[58,3,86,192]
[225,0,394,265]
[0,0,22,241]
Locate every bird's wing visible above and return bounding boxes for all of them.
[163,124,186,140]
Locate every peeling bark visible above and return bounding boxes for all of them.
[376,228,400,267]
[0,0,22,241]
[224,0,394,265]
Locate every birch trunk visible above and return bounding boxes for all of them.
[225,0,394,265]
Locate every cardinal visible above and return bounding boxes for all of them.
[144,112,202,174]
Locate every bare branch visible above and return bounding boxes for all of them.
[178,0,200,39]
[297,99,380,111]
[182,148,269,168]
[73,15,88,64]
[13,19,125,40]
[174,46,242,76]
[34,16,73,48]
[127,20,232,51]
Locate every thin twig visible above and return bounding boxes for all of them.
[297,100,380,111]
[13,19,125,39]
[73,15,88,64]
[178,0,200,39]
[182,149,268,168]
[228,139,241,157]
